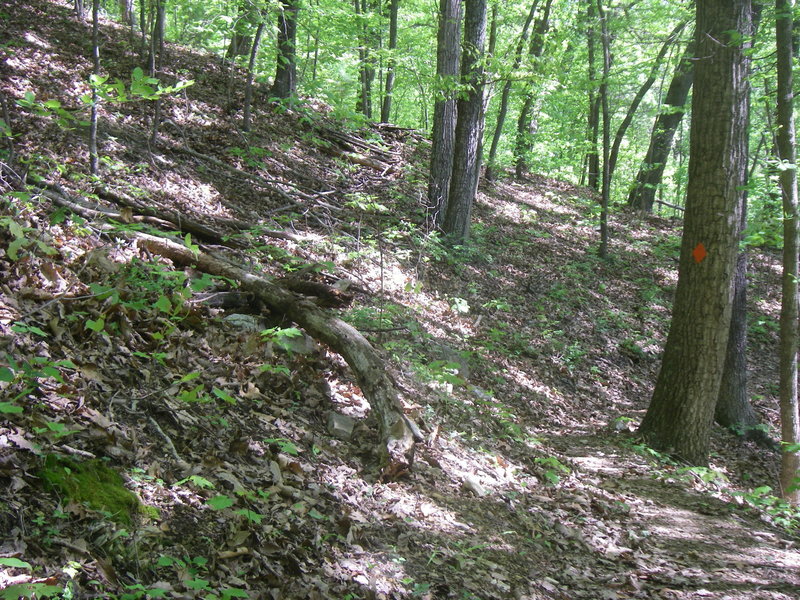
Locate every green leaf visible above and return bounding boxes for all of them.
[177,371,201,384]
[207,494,235,510]
[185,579,210,591]
[154,295,172,313]
[0,557,32,569]
[234,509,263,523]
[221,588,250,599]
[7,237,25,260]
[308,508,327,520]
[1,583,63,599]
[212,387,237,404]
[0,403,23,414]
[0,366,14,382]
[85,318,105,332]
[175,474,215,489]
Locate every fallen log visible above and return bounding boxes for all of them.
[133,232,418,478]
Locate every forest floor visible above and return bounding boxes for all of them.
[1,0,799,598]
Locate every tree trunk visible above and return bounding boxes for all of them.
[148,0,166,146]
[270,0,299,100]
[584,0,600,190]
[513,0,553,180]
[776,0,800,503]
[714,230,761,436]
[427,0,461,226]
[355,0,376,118]
[227,2,255,59]
[118,0,134,26]
[89,0,100,175]
[243,19,266,131]
[608,20,689,182]
[485,0,539,182]
[638,0,752,465]
[627,38,695,211]
[380,0,399,123]
[597,0,610,258]
[441,0,487,243]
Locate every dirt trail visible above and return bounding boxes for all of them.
[554,434,800,599]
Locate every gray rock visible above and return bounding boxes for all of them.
[327,412,356,440]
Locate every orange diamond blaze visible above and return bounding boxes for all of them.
[692,243,707,263]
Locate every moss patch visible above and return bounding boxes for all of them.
[39,455,143,526]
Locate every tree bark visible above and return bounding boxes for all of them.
[442,0,487,242]
[485,0,538,182]
[380,0,399,123]
[775,0,800,503]
[627,38,695,211]
[638,0,752,465]
[270,0,299,100]
[427,0,461,225]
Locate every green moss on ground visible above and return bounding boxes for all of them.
[39,455,146,526]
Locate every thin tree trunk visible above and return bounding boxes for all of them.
[485,0,538,182]
[380,0,399,123]
[89,0,100,175]
[243,19,266,131]
[776,0,800,503]
[513,0,553,180]
[270,0,300,100]
[608,19,689,182]
[628,38,695,211]
[584,0,600,190]
[149,0,166,146]
[597,0,611,258]
[714,206,765,442]
[442,0,487,242]
[427,0,461,225]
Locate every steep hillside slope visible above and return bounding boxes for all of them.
[1,1,798,599]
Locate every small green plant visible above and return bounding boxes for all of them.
[534,456,570,485]
[264,437,299,455]
[0,354,75,414]
[260,326,303,353]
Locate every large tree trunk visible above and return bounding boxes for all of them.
[380,0,399,123]
[775,0,800,503]
[441,0,487,242]
[270,0,299,100]
[485,0,538,182]
[427,0,461,226]
[134,233,418,478]
[638,0,752,465]
[627,38,695,211]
